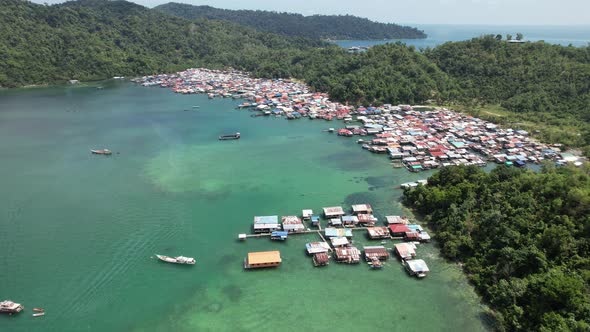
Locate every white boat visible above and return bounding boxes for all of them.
[33,312,45,317]
[0,300,24,314]
[155,254,195,265]
[91,149,112,155]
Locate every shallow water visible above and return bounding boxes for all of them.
[0,81,489,331]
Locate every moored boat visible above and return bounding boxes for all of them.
[369,257,383,269]
[91,149,112,155]
[155,254,196,265]
[33,308,44,312]
[0,300,24,314]
[33,312,45,317]
[218,132,240,140]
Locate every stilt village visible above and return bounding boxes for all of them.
[239,204,431,278]
[134,68,584,173]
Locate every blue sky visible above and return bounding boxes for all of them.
[33,0,590,25]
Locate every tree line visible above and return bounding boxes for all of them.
[403,165,590,331]
[154,2,427,40]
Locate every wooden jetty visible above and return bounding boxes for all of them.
[239,226,369,240]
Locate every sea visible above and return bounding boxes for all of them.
[334,24,590,49]
[0,81,491,331]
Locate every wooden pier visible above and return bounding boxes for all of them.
[239,227,369,240]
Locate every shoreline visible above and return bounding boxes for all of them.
[133,68,584,173]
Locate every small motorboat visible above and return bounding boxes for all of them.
[0,300,24,314]
[192,106,200,108]
[33,308,44,312]
[218,132,240,140]
[369,257,383,269]
[155,254,196,265]
[33,312,45,317]
[91,149,112,155]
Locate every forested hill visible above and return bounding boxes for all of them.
[403,165,590,331]
[154,2,426,40]
[0,0,325,87]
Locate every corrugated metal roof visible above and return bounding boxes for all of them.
[323,206,344,216]
[254,216,279,224]
[351,204,372,212]
[330,237,349,246]
[407,259,429,272]
[247,251,282,265]
[282,216,302,224]
[306,242,330,254]
[389,224,411,234]
[325,228,353,237]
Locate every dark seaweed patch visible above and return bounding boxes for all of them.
[197,188,232,201]
[222,284,243,302]
[218,253,238,267]
[364,175,390,188]
[343,192,378,206]
[319,151,371,171]
[204,302,223,313]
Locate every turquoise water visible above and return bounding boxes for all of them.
[335,24,590,48]
[0,81,489,331]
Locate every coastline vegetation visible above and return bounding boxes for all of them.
[154,2,427,40]
[0,0,326,87]
[403,165,590,331]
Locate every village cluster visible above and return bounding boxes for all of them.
[239,204,431,278]
[133,68,583,173]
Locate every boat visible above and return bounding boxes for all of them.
[155,255,196,265]
[369,257,383,269]
[91,149,112,155]
[0,300,24,314]
[33,312,45,317]
[218,132,240,140]
[192,106,200,108]
[33,308,44,312]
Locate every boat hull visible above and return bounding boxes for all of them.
[155,255,195,265]
[91,149,112,155]
[219,133,240,140]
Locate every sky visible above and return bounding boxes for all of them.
[32,0,590,25]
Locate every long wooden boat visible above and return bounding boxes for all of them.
[91,149,112,155]
[218,132,240,140]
